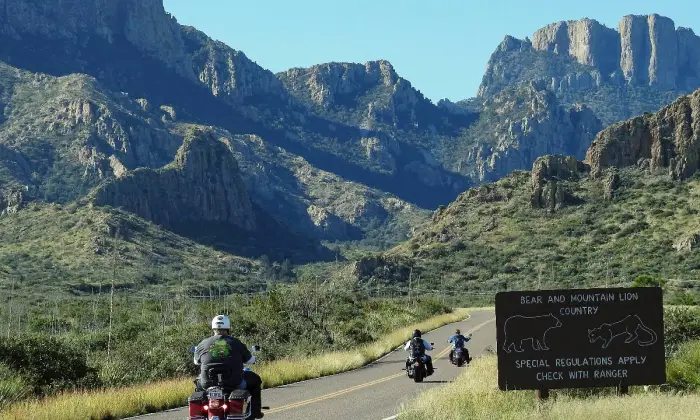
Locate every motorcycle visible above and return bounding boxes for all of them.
[449,346,470,367]
[188,345,261,420]
[405,342,433,383]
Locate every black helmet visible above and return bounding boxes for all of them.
[413,329,422,338]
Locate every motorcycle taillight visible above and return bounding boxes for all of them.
[188,400,206,419]
[227,398,246,414]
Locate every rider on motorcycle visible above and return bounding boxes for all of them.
[447,328,473,364]
[193,315,264,419]
[403,329,434,375]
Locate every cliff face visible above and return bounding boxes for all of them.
[480,14,700,97]
[180,27,289,105]
[530,155,587,211]
[277,60,437,129]
[532,18,621,76]
[91,128,256,231]
[586,88,700,179]
[456,83,601,183]
[0,0,194,79]
[0,0,289,108]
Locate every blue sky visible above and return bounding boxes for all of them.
[162,0,698,103]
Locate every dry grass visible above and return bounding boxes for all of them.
[0,309,469,420]
[398,355,700,420]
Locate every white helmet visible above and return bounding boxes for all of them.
[211,314,230,330]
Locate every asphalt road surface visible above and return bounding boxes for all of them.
[129,309,496,420]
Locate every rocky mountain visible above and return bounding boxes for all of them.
[586,88,700,179]
[218,128,428,243]
[477,14,700,126]
[90,128,256,231]
[0,0,470,210]
[349,87,700,296]
[440,82,602,182]
[3,0,700,295]
[277,60,449,130]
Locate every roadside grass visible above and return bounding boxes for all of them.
[0,308,470,420]
[667,339,700,391]
[398,355,700,420]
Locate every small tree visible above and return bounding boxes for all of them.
[632,275,667,290]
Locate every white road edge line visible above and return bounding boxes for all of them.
[380,416,397,420]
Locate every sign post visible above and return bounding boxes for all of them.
[495,287,665,393]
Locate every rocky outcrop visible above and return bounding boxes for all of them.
[532,19,620,75]
[437,99,471,116]
[277,60,434,127]
[0,0,289,105]
[464,84,601,182]
[306,205,348,239]
[674,233,700,251]
[479,14,700,97]
[530,155,586,210]
[603,169,620,201]
[586,88,700,178]
[359,136,399,172]
[180,27,288,105]
[0,70,181,180]
[0,188,23,216]
[90,128,256,231]
[0,0,194,79]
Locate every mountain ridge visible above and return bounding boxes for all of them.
[480,13,700,98]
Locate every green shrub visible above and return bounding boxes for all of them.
[667,339,700,391]
[664,307,700,357]
[0,363,31,407]
[633,274,667,290]
[0,336,100,394]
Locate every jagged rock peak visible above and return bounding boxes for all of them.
[481,14,700,96]
[532,18,620,75]
[531,14,700,90]
[585,88,700,179]
[497,35,532,52]
[90,127,256,230]
[278,60,406,106]
[530,155,587,211]
[0,0,194,79]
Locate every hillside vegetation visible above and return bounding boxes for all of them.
[347,166,700,303]
[0,203,256,296]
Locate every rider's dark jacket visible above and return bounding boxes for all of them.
[194,334,252,389]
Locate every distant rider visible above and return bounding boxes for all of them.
[404,329,434,375]
[447,329,473,364]
[193,315,264,419]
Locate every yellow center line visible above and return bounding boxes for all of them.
[264,316,496,415]
[264,372,405,414]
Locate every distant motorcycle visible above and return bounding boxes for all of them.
[405,342,434,383]
[449,346,470,367]
[188,345,261,420]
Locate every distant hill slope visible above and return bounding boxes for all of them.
[349,89,700,299]
[0,202,258,297]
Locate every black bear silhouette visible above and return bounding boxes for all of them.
[588,314,657,349]
[502,313,562,353]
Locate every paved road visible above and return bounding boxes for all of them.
[129,309,496,420]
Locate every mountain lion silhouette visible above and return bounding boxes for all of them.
[588,314,657,349]
[502,313,562,353]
